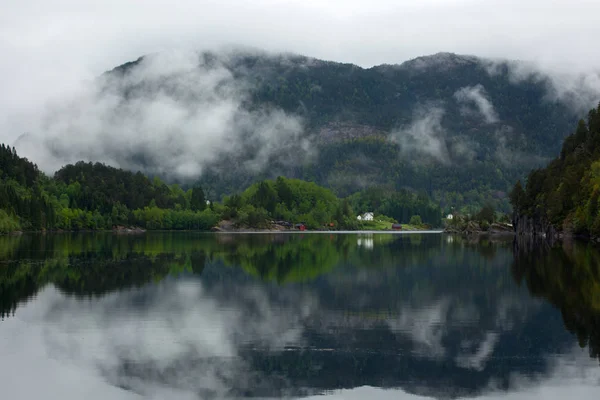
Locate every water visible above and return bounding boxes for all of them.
[1,232,599,399]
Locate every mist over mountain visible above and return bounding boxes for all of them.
[12,48,600,210]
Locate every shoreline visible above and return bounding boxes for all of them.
[1,228,443,236]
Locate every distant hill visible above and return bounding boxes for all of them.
[38,49,600,212]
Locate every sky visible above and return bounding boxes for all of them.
[2,0,600,166]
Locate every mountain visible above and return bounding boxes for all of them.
[20,49,596,213]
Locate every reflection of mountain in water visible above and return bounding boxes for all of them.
[1,233,600,398]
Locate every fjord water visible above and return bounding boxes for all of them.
[1,232,599,399]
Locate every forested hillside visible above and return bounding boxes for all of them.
[0,144,442,233]
[510,103,600,237]
[0,145,218,232]
[100,50,584,213]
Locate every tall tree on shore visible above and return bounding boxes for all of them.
[190,186,206,212]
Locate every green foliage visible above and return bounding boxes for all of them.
[190,186,206,212]
[236,205,270,228]
[0,210,20,233]
[53,162,180,212]
[0,146,224,232]
[409,215,423,226]
[0,143,39,186]
[0,145,440,232]
[511,104,600,236]
[234,176,344,228]
[475,204,496,224]
[349,187,442,226]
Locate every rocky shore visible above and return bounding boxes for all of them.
[444,221,514,236]
[112,225,147,234]
[210,220,293,232]
[512,214,560,238]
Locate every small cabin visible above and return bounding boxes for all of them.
[392,223,402,230]
[295,223,306,231]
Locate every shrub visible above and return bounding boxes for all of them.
[409,215,423,226]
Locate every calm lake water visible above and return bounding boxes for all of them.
[1,232,599,399]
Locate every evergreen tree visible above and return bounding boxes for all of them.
[190,186,206,212]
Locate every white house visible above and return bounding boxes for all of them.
[446,214,454,220]
[357,212,374,221]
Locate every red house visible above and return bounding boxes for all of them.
[392,223,402,230]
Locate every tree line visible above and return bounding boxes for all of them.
[510,103,600,237]
[0,144,443,233]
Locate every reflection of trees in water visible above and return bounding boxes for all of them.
[512,237,600,363]
[0,232,516,319]
[0,233,213,319]
[0,261,39,319]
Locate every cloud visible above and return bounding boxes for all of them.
[493,125,549,168]
[484,59,600,114]
[390,106,450,163]
[448,135,480,162]
[454,84,499,123]
[3,0,600,148]
[11,50,314,179]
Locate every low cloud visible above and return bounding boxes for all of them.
[485,59,600,115]
[493,125,548,168]
[448,135,480,162]
[12,50,314,180]
[391,105,450,164]
[454,84,499,124]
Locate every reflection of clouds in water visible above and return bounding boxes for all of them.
[0,311,139,400]
[0,268,588,400]
[307,347,600,399]
[387,300,450,358]
[382,295,532,368]
[3,281,317,399]
[456,333,499,371]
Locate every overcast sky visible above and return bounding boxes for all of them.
[2,0,600,143]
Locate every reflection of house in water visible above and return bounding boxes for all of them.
[357,233,374,250]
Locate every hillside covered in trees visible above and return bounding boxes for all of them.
[14,50,593,216]
[510,103,600,237]
[105,50,586,213]
[0,144,441,233]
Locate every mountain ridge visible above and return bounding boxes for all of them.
[16,48,599,212]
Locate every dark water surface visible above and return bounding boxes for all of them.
[1,232,599,399]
